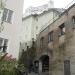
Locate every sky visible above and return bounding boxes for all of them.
[23,0,75,13]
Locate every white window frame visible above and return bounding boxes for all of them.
[2,8,13,23]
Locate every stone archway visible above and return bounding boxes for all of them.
[39,55,49,73]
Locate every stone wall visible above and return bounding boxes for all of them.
[36,4,75,75]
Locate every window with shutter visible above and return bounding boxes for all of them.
[7,10,13,23]
[2,8,13,23]
[2,8,8,21]
[48,31,53,43]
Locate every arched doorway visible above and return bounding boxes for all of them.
[39,55,49,72]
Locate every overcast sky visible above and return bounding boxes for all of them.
[23,0,75,13]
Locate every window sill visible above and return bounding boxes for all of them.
[59,33,65,37]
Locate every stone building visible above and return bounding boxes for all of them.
[21,0,65,51]
[34,3,75,75]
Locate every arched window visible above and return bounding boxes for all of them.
[72,16,75,24]
[72,16,75,28]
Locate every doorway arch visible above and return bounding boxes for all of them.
[39,55,49,72]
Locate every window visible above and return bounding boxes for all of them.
[59,23,65,36]
[2,8,13,23]
[40,37,44,48]
[0,38,4,52]
[3,39,8,52]
[48,31,53,43]
[72,16,75,28]
[64,60,71,75]
[0,38,8,53]
[72,16,75,24]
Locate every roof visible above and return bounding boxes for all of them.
[54,8,65,13]
[22,8,65,21]
[40,3,75,33]
[23,1,54,17]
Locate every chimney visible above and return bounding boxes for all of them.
[48,0,54,8]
